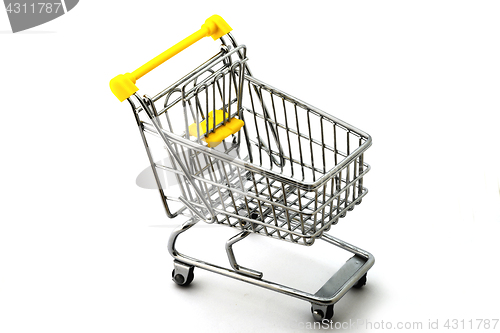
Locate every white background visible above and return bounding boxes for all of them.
[1,1,499,332]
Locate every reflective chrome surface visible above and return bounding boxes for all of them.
[125,31,375,320]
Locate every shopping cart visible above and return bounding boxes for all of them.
[110,15,374,321]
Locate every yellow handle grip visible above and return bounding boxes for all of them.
[110,15,232,102]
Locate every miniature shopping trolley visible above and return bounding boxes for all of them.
[110,15,374,321]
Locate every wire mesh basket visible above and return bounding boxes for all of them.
[110,15,374,322]
[128,37,370,246]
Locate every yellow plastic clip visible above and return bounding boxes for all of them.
[189,110,244,147]
[110,15,232,102]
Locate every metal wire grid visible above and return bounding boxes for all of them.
[130,36,371,245]
[141,127,369,245]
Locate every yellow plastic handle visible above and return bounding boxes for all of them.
[110,15,232,102]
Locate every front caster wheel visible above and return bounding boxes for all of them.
[353,273,367,289]
[311,304,334,322]
[172,262,194,286]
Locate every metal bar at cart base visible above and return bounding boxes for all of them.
[168,218,375,306]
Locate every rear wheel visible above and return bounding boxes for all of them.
[353,273,367,289]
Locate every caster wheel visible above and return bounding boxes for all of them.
[172,265,194,286]
[353,273,367,289]
[311,304,334,322]
[340,213,346,218]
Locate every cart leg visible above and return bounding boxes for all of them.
[168,219,199,286]
[225,231,263,279]
[167,218,198,258]
[168,221,374,321]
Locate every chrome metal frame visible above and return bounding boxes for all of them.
[125,32,375,320]
[169,218,374,313]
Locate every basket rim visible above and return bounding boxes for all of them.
[143,74,372,191]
